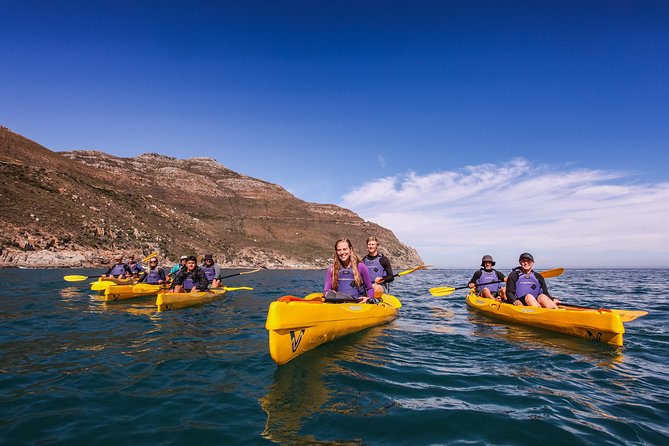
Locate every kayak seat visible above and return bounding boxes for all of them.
[324,290,362,304]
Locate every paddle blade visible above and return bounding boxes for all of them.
[304,292,324,301]
[239,268,262,275]
[540,267,564,278]
[613,309,648,323]
[141,252,158,263]
[63,275,89,282]
[429,287,456,297]
[397,264,431,277]
[223,286,254,291]
[90,281,115,291]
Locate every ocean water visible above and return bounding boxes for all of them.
[0,268,667,445]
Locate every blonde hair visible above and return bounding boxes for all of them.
[331,238,363,291]
[366,236,379,244]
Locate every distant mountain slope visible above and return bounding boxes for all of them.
[0,125,423,269]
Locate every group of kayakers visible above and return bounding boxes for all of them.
[102,253,224,293]
[102,241,557,309]
[469,252,560,309]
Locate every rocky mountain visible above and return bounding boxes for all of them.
[0,126,423,269]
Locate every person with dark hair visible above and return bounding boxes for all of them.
[468,255,507,301]
[324,238,375,303]
[169,255,209,293]
[506,253,559,308]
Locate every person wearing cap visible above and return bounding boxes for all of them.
[506,253,560,308]
[168,255,188,280]
[362,236,394,297]
[127,254,145,277]
[201,254,222,288]
[103,254,133,279]
[169,255,210,293]
[138,256,167,284]
[468,255,507,302]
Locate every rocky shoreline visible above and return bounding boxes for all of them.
[0,247,331,270]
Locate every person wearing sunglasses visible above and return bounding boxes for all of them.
[138,256,167,284]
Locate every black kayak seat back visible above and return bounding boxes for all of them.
[324,290,361,303]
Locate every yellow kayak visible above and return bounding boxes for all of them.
[102,283,169,302]
[156,288,227,311]
[265,293,401,365]
[466,291,626,346]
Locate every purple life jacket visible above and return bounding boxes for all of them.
[476,269,500,293]
[129,262,143,274]
[110,263,127,276]
[201,265,217,281]
[515,271,543,298]
[183,272,200,291]
[146,268,162,284]
[336,266,365,298]
[363,255,387,282]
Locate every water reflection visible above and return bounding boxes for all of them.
[260,329,385,445]
[467,314,624,367]
[58,286,83,300]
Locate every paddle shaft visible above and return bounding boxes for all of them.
[429,268,564,296]
[219,268,262,280]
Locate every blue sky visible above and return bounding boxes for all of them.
[2,1,668,267]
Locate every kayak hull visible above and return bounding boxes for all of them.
[103,283,168,302]
[265,293,400,365]
[466,291,625,346]
[156,289,226,311]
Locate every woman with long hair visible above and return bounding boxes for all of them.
[324,238,375,302]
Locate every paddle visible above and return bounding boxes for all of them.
[220,268,263,280]
[64,271,146,283]
[429,267,565,297]
[223,286,254,291]
[394,264,431,277]
[141,252,158,263]
[64,274,104,282]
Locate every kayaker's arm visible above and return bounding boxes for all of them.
[379,256,394,284]
[323,266,334,295]
[505,271,520,304]
[194,268,210,292]
[468,270,483,289]
[357,263,375,299]
[535,273,552,298]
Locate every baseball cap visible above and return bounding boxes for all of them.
[519,252,534,262]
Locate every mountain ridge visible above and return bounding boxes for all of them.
[0,126,423,269]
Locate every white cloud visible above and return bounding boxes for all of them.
[341,159,669,268]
